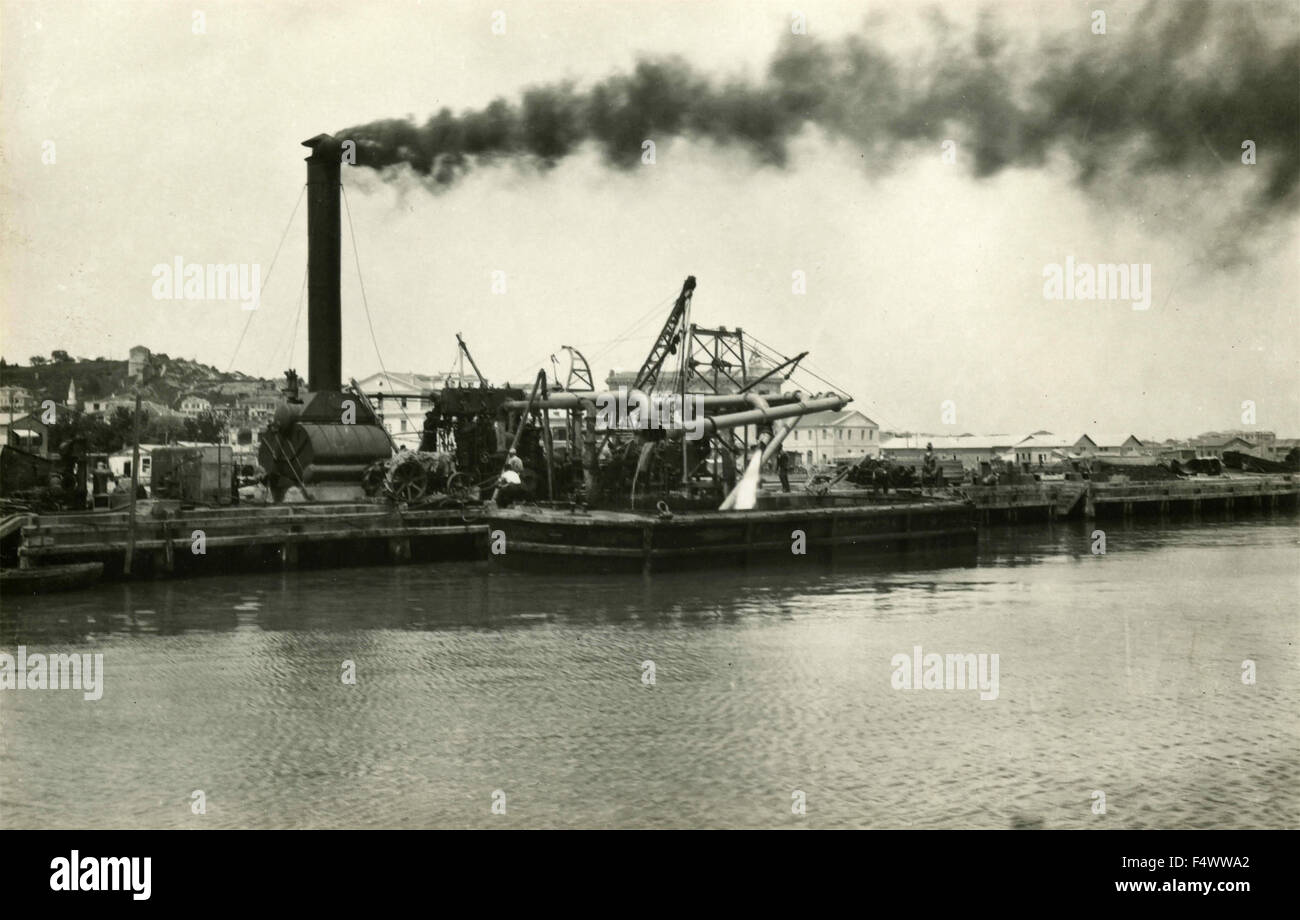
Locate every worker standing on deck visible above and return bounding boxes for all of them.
[495,450,527,508]
[776,449,791,493]
[923,442,939,492]
[91,460,111,509]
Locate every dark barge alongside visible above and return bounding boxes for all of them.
[490,498,977,574]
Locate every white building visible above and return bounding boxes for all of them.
[1074,433,1145,456]
[1013,433,1076,468]
[881,434,1020,470]
[356,370,476,449]
[83,395,177,418]
[236,393,279,422]
[0,385,32,414]
[787,409,880,466]
[178,394,212,416]
[108,444,164,487]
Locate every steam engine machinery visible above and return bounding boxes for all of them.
[259,135,392,501]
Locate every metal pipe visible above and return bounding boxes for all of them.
[717,418,800,510]
[502,391,805,412]
[761,417,800,465]
[687,393,848,439]
[455,332,488,386]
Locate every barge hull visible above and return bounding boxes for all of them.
[489,501,977,573]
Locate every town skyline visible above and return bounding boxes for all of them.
[1,343,1294,452]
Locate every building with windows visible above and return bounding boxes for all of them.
[788,410,880,466]
[1073,434,1145,456]
[108,443,164,487]
[1189,435,1258,459]
[1,413,51,456]
[881,434,1019,470]
[1266,438,1300,463]
[82,395,177,419]
[1012,433,1077,468]
[356,370,477,449]
[236,393,279,422]
[0,385,32,414]
[178,394,212,416]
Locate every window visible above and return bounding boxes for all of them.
[400,420,408,433]
[401,397,407,409]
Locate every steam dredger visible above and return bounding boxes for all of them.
[253,134,976,572]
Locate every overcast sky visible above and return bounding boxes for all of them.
[2,0,1296,440]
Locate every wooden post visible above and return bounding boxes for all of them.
[641,524,653,577]
[124,393,141,576]
[162,520,175,573]
[388,536,411,563]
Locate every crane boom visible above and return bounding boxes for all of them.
[455,332,488,386]
[633,276,695,393]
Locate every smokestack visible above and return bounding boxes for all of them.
[303,134,342,393]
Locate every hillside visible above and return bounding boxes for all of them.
[0,351,274,410]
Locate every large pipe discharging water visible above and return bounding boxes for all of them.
[714,395,846,511]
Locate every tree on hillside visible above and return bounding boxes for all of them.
[48,413,122,456]
[181,411,227,444]
[29,356,47,366]
[51,350,71,363]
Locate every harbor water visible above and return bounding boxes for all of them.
[2,513,1297,829]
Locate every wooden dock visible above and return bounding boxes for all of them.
[960,482,1087,522]
[958,474,1298,520]
[1084,475,1299,518]
[7,474,1295,586]
[18,502,488,578]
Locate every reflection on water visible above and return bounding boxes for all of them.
[2,514,1297,829]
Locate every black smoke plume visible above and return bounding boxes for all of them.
[339,1,1298,220]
